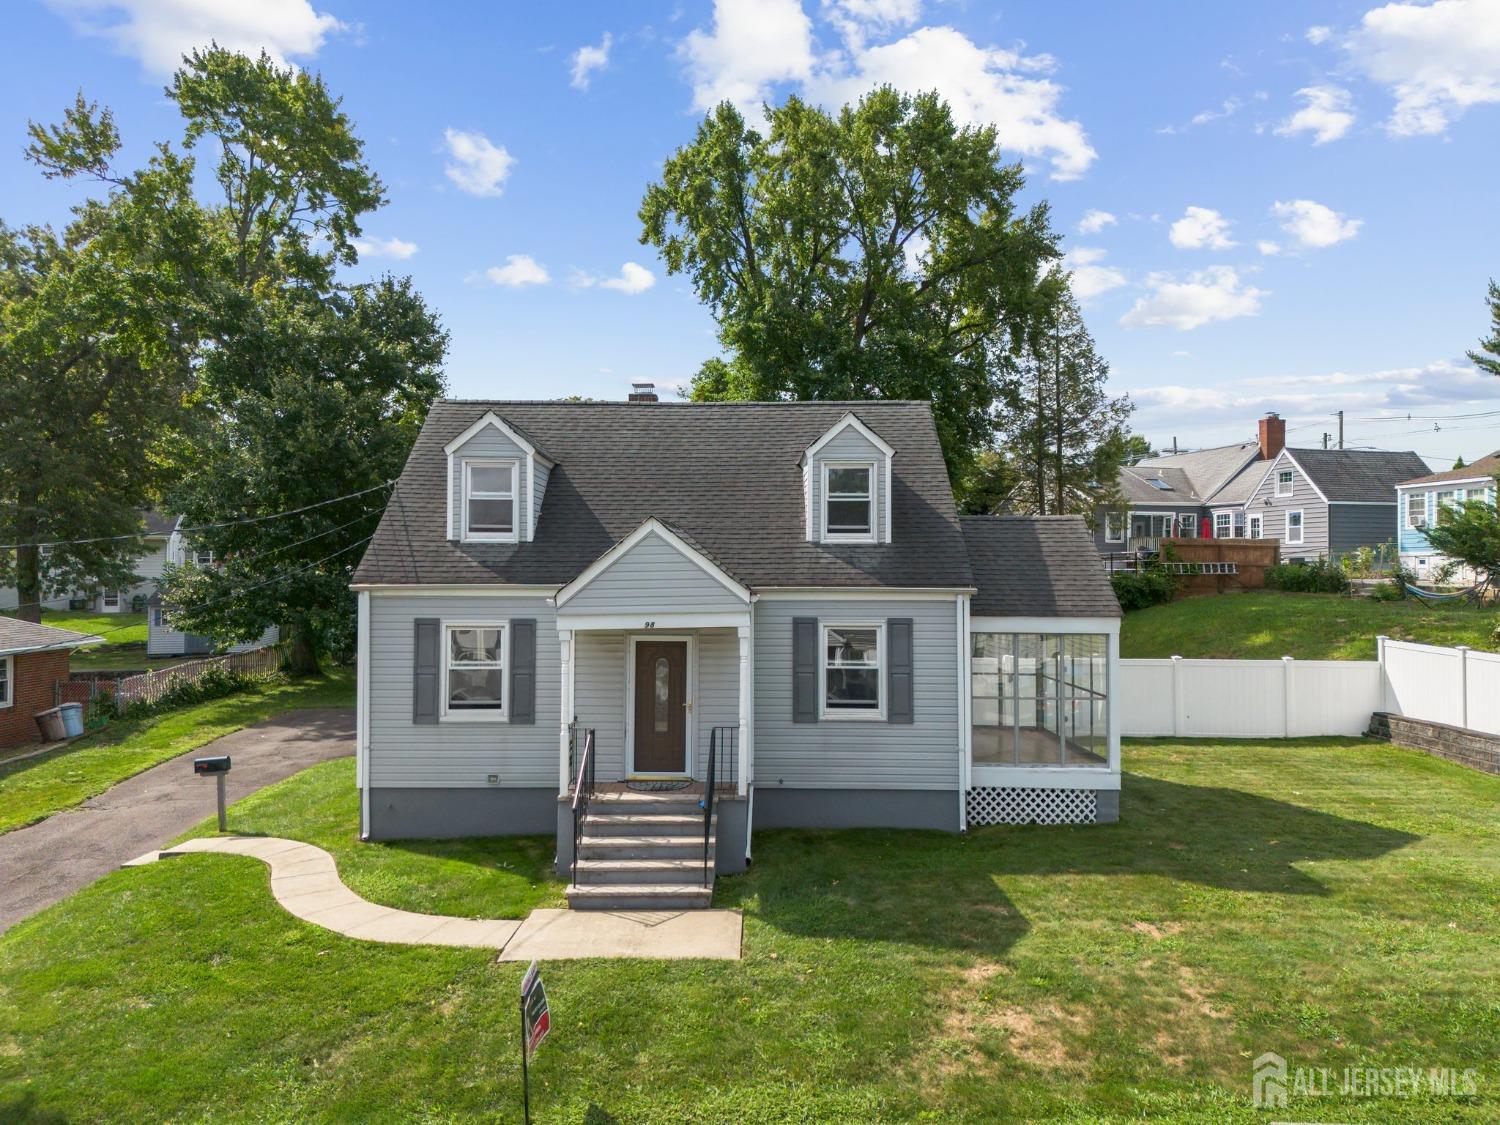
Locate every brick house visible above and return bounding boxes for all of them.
[0,618,101,750]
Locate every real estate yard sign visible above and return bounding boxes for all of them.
[519,960,549,1123]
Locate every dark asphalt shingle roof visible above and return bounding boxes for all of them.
[1287,448,1430,503]
[142,510,179,538]
[354,400,975,590]
[1396,451,1500,488]
[961,515,1121,618]
[0,616,100,656]
[1135,441,1262,502]
[1118,466,1202,505]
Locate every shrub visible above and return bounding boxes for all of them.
[115,666,284,721]
[1265,559,1348,594]
[1111,568,1177,611]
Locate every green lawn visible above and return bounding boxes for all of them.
[2,740,1496,1122]
[1122,590,1498,660]
[0,608,153,669]
[0,669,353,835]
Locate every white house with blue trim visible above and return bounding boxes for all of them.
[1394,452,1499,583]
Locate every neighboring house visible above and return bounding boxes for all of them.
[0,617,99,749]
[146,527,279,657]
[352,394,1123,908]
[1,510,178,615]
[1097,414,1428,562]
[1394,451,1500,584]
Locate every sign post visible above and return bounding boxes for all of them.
[519,960,549,1124]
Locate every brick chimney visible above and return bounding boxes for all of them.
[1258,412,1285,461]
[628,381,658,403]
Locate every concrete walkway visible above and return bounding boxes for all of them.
[0,709,353,935]
[133,836,743,961]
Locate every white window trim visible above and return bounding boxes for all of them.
[821,460,877,544]
[1275,469,1294,498]
[819,621,886,721]
[101,590,121,610]
[194,549,215,566]
[1103,512,1124,544]
[1404,492,1428,530]
[1247,513,1263,539]
[0,654,11,709]
[462,459,520,544]
[440,621,508,723]
[1213,512,1233,538]
[1285,508,1305,545]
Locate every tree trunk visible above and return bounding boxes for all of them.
[1053,318,1065,516]
[284,620,322,676]
[14,543,42,623]
[1034,357,1046,515]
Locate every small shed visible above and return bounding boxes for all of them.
[0,617,101,749]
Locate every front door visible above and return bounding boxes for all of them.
[633,640,688,774]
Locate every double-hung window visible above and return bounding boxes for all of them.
[823,462,874,541]
[444,624,506,718]
[464,461,517,541]
[1275,469,1294,497]
[101,590,120,610]
[1406,493,1428,529]
[1436,489,1462,524]
[1213,512,1233,538]
[822,623,883,718]
[1103,512,1124,543]
[1285,509,1304,545]
[194,548,215,566]
[0,655,11,709]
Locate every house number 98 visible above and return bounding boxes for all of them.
[643,621,656,629]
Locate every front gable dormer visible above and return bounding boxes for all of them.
[801,413,895,545]
[444,412,556,544]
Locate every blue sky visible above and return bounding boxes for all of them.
[6,1,1500,468]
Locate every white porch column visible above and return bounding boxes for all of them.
[558,629,573,795]
[737,624,752,797]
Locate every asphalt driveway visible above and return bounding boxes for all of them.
[0,708,353,935]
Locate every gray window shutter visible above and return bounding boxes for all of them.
[792,617,818,723]
[510,619,536,724]
[413,618,440,725]
[888,617,913,724]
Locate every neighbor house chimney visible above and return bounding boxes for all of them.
[628,381,659,403]
[1258,412,1285,461]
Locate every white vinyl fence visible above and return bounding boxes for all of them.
[1379,639,1500,736]
[1120,637,1500,739]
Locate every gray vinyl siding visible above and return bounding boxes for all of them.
[1329,503,1399,556]
[366,594,560,788]
[571,626,739,782]
[531,460,551,536]
[560,531,746,616]
[753,597,960,790]
[808,427,887,542]
[1248,457,1328,559]
[447,427,531,541]
[132,538,172,581]
[148,617,273,657]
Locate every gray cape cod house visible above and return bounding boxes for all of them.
[352,396,1121,908]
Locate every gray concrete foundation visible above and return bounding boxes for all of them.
[366,787,555,840]
[752,786,960,832]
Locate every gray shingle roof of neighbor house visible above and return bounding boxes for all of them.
[353,399,977,590]
[1135,440,1262,502]
[1287,448,1430,503]
[0,616,101,657]
[1395,450,1500,488]
[142,510,179,537]
[961,515,1121,618]
[1117,465,1203,505]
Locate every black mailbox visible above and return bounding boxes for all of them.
[194,755,231,775]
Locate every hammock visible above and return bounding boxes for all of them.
[1404,583,1479,603]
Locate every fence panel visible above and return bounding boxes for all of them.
[64,646,281,721]
[1117,661,1176,735]
[1289,662,1385,736]
[1466,650,1500,736]
[1381,641,1464,728]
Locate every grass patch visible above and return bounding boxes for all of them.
[0,669,353,835]
[1,738,1496,1121]
[8,609,149,647]
[68,649,197,672]
[1122,590,1498,660]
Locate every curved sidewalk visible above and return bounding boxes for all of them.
[130,836,743,961]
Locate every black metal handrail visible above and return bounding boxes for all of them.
[570,727,596,888]
[700,725,739,887]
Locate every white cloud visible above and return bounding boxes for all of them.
[805,25,1096,180]
[1168,206,1237,250]
[47,0,341,74]
[1345,0,1500,136]
[1275,85,1356,143]
[442,128,515,197]
[1272,199,1362,248]
[824,0,921,49]
[1257,240,1281,256]
[1062,246,1126,301]
[473,255,550,287]
[1077,209,1116,234]
[1305,25,1333,45]
[574,262,657,294]
[1120,266,1265,331]
[570,32,612,90]
[352,235,418,260]
[679,0,816,111]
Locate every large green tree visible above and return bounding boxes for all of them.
[1422,489,1500,599]
[28,49,447,669]
[640,88,1058,473]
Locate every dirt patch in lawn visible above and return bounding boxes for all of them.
[919,961,1092,1079]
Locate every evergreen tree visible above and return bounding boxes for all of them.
[1469,279,1500,378]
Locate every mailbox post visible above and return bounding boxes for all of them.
[194,756,232,831]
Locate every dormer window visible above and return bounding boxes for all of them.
[464,460,518,541]
[824,462,874,542]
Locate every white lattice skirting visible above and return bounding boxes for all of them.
[967,786,1098,826]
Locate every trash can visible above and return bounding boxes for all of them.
[34,706,67,742]
[59,702,85,738]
